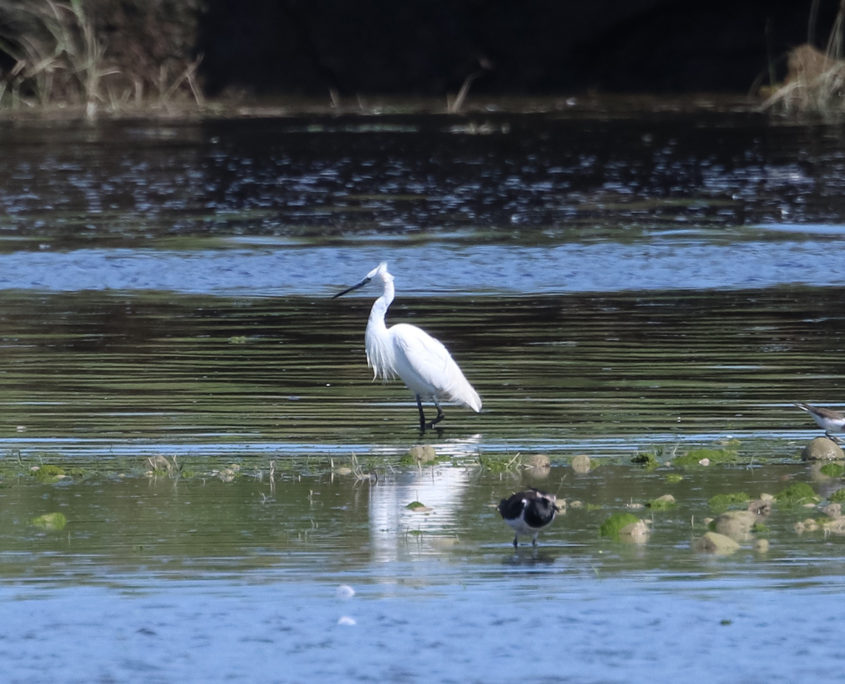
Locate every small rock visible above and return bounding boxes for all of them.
[408,445,437,463]
[822,502,842,519]
[824,517,845,535]
[754,539,770,553]
[794,518,820,534]
[802,437,845,461]
[714,510,757,541]
[618,520,650,543]
[524,453,551,475]
[570,454,592,474]
[649,494,676,511]
[747,499,771,516]
[692,531,740,554]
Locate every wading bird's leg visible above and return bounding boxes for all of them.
[512,535,518,548]
[426,399,445,429]
[416,396,426,432]
[826,431,842,444]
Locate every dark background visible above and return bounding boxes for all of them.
[194,0,840,96]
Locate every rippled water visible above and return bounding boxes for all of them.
[1,110,845,295]
[2,103,845,681]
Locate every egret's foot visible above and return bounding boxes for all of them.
[425,406,445,430]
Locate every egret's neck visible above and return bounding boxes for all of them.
[364,275,396,380]
[367,276,394,332]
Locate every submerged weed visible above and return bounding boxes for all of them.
[708,492,751,513]
[820,462,845,478]
[599,512,642,540]
[775,482,819,507]
[30,464,67,483]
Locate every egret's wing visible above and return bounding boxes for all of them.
[391,324,482,411]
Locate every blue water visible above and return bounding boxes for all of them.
[3,569,841,682]
[0,231,843,296]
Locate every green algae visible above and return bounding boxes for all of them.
[31,512,67,531]
[672,445,740,468]
[708,492,751,513]
[828,488,845,503]
[30,464,68,483]
[774,482,819,507]
[647,494,676,511]
[600,512,642,540]
[820,463,845,478]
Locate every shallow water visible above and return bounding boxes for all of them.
[4,461,845,682]
[2,105,845,681]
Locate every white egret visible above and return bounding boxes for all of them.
[497,488,559,548]
[795,402,845,442]
[333,262,481,431]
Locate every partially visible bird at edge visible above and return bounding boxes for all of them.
[498,488,559,548]
[332,262,482,431]
[795,402,845,443]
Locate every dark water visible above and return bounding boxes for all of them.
[2,103,845,681]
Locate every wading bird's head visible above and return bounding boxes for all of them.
[332,262,391,298]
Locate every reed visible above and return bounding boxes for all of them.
[0,0,203,116]
[760,0,845,116]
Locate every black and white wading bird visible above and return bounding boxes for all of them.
[795,402,845,442]
[498,488,558,548]
[333,262,482,431]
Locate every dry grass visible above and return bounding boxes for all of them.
[760,0,845,116]
[0,0,203,117]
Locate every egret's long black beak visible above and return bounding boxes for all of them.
[332,276,371,299]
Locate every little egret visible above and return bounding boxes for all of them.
[333,262,481,431]
[795,402,845,442]
[497,488,559,548]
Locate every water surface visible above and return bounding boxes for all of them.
[2,106,845,681]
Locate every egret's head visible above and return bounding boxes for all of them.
[332,262,392,298]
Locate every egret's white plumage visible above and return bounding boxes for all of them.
[334,262,481,430]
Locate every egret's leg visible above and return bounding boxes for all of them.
[416,396,426,432]
[826,431,842,444]
[427,400,445,428]
[512,535,518,548]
